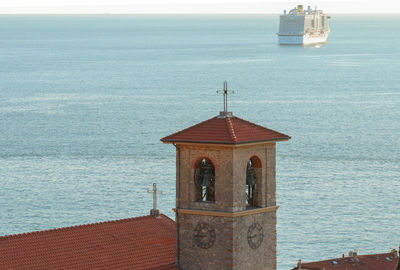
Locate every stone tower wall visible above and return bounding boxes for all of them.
[232,211,277,270]
[176,144,234,211]
[175,142,278,270]
[176,143,276,211]
[177,210,277,270]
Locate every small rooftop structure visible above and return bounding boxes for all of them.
[0,214,177,270]
[292,249,399,270]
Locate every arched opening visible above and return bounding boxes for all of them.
[246,156,262,207]
[194,158,216,202]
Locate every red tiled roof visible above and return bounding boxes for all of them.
[0,214,177,270]
[397,255,400,270]
[161,114,290,144]
[292,252,399,270]
[150,265,180,270]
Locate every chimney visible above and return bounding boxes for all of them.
[392,248,399,258]
[349,250,359,263]
[297,259,302,269]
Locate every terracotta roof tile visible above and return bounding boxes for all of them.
[149,264,179,270]
[0,214,176,270]
[161,114,290,144]
[292,252,399,270]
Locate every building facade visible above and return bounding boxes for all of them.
[162,110,290,270]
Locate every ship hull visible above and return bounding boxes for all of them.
[278,33,329,45]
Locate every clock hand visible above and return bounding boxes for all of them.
[249,233,258,239]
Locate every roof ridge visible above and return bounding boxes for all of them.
[0,214,172,240]
[161,115,218,142]
[233,115,291,139]
[225,115,237,142]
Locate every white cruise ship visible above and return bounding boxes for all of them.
[277,5,330,45]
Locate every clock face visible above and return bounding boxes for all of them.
[247,222,263,249]
[193,222,216,249]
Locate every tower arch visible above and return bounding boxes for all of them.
[246,155,262,208]
[193,157,216,202]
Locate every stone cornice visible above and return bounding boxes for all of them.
[174,205,279,218]
[173,141,281,147]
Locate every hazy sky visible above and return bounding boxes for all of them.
[1,0,400,14]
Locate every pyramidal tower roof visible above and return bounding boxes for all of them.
[162,81,290,145]
[161,111,290,145]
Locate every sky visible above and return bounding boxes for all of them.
[1,0,400,14]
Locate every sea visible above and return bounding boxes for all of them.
[0,14,399,269]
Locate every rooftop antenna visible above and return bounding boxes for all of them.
[147,183,162,217]
[216,81,234,117]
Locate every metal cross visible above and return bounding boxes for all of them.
[147,183,162,212]
[216,81,234,112]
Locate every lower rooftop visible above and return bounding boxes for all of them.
[0,214,177,270]
[292,249,399,270]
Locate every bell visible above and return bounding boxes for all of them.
[200,168,212,187]
[195,162,214,188]
[246,167,256,186]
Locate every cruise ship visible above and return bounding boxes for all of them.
[277,5,330,45]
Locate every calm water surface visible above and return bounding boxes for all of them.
[0,14,399,269]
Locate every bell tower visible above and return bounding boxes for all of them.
[161,83,290,270]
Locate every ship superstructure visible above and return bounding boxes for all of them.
[278,5,330,45]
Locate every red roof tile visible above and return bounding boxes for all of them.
[161,114,290,144]
[0,214,177,270]
[150,265,180,270]
[292,252,399,270]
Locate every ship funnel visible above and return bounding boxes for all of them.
[297,5,303,13]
